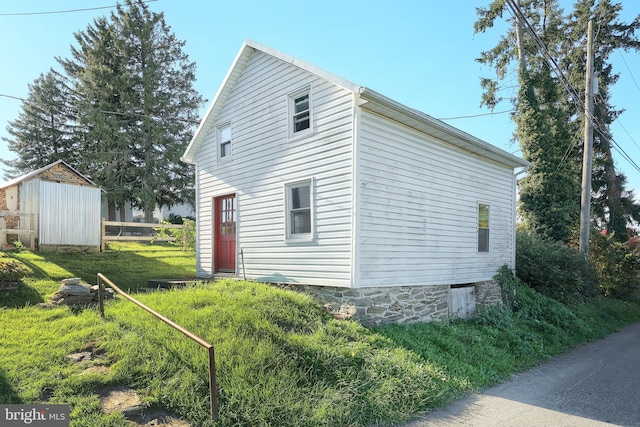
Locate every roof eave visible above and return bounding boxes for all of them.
[357,88,530,169]
[0,160,102,191]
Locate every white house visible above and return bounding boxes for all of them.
[182,40,530,325]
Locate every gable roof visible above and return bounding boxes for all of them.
[0,160,100,191]
[182,40,529,169]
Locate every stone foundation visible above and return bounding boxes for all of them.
[474,280,503,311]
[293,281,502,326]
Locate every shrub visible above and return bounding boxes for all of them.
[154,218,196,251]
[0,259,30,282]
[515,231,597,304]
[589,232,640,300]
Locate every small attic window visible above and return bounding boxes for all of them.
[289,87,312,139]
[218,124,232,160]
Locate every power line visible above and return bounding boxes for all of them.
[614,118,640,153]
[0,92,199,125]
[0,93,26,102]
[0,1,157,17]
[437,109,514,120]
[504,0,586,172]
[618,51,640,94]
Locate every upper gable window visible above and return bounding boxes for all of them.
[218,124,232,160]
[289,87,312,139]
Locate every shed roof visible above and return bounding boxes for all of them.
[182,40,529,169]
[0,160,101,191]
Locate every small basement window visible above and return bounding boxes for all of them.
[478,203,490,252]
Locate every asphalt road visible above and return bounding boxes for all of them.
[404,322,640,427]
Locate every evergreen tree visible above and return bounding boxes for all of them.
[59,0,203,220]
[2,70,79,179]
[474,0,640,242]
[561,0,640,240]
[59,13,136,220]
[110,0,201,221]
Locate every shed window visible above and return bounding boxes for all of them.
[285,179,313,241]
[478,203,490,252]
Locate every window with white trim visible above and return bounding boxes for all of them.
[285,179,313,241]
[289,88,312,138]
[478,203,490,252]
[218,125,232,159]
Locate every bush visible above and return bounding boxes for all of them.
[154,218,196,251]
[0,259,30,282]
[589,232,640,300]
[515,231,597,304]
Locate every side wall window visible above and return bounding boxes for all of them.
[478,203,490,252]
[289,87,312,139]
[285,179,314,242]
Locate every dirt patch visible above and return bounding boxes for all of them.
[81,365,110,375]
[100,386,145,417]
[136,411,192,426]
[99,387,191,426]
[66,351,93,363]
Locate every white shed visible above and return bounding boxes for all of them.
[0,160,103,251]
[182,40,530,324]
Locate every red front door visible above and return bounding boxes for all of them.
[214,194,236,272]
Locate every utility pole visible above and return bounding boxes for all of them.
[579,20,594,256]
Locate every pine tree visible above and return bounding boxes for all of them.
[2,70,79,179]
[58,0,203,220]
[59,14,136,220]
[561,0,640,240]
[109,0,202,221]
[474,0,640,242]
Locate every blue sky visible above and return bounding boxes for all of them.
[0,0,638,197]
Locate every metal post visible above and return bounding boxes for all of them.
[97,274,105,318]
[208,346,218,421]
[240,248,246,280]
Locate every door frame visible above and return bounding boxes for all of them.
[213,193,237,273]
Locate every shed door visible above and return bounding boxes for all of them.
[214,194,236,272]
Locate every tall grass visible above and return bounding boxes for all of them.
[1,244,640,426]
[101,280,465,426]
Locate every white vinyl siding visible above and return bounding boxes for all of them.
[194,51,354,287]
[355,110,515,287]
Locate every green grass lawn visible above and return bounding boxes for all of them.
[0,242,195,307]
[1,243,639,426]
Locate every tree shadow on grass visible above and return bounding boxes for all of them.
[0,367,22,404]
[0,282,44,308]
